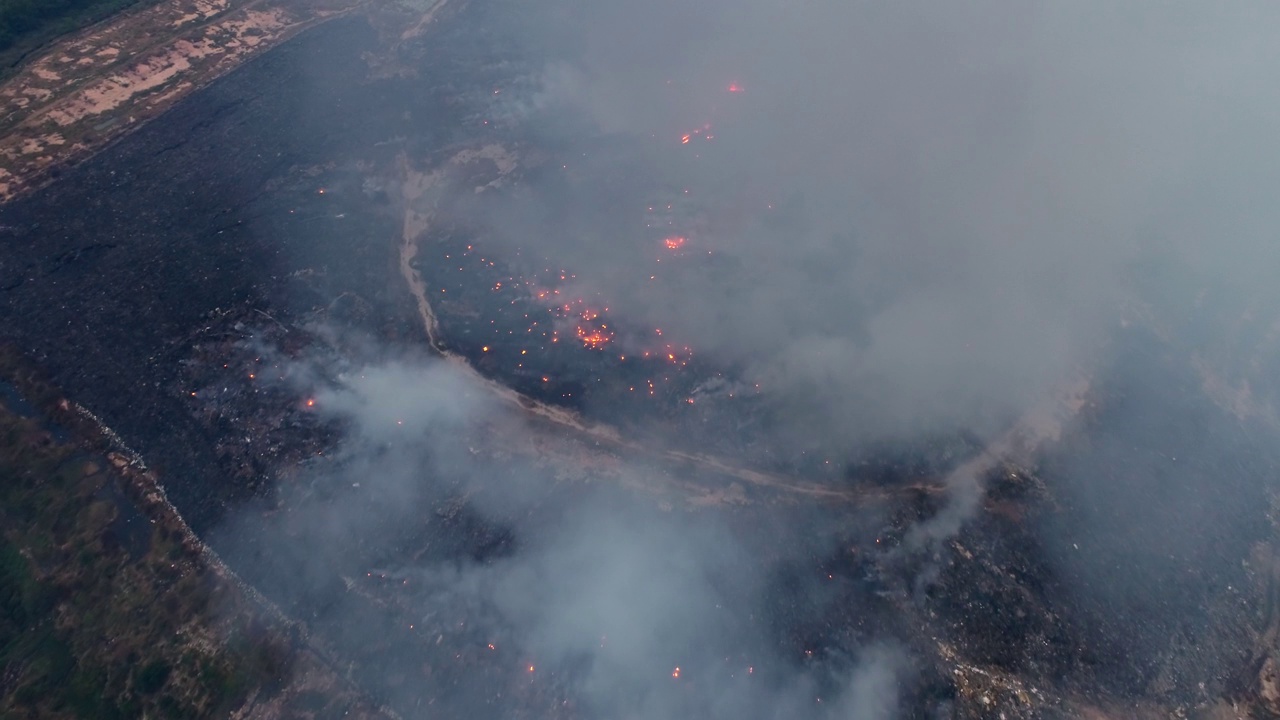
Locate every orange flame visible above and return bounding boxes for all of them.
[576,326,612,348]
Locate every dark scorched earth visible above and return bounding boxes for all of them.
[2,1,1280,717]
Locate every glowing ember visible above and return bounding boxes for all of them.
[663,236,687,250]
[727,82,744,93]
[305,399,315,407]
[672,667,681,679]
[471,258,698,368]
[577,326,612,349]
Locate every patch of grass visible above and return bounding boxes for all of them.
[0,350,297,717]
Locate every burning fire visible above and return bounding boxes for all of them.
[576,327,612,348]
[450,241,710,389]
[679,123,714,145]
[545,297,615,349]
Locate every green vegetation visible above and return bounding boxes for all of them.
[0,352,302,718]
[0,0,160,76]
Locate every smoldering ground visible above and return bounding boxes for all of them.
[441,1,1280,674]
[202,0,1280,716]
[447,0,1280,450]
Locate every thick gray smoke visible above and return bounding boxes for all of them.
[440,0,1280,706]
[461,0,1280,445]
[212,356,910,718]
[207,1,1280,716]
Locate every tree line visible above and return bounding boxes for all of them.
[0,0,152,76]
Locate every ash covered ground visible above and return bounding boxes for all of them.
[4,0,1280,718]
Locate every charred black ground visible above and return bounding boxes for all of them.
[2,1,1279,718]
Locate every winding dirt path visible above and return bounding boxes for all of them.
[396,146,1094,507]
